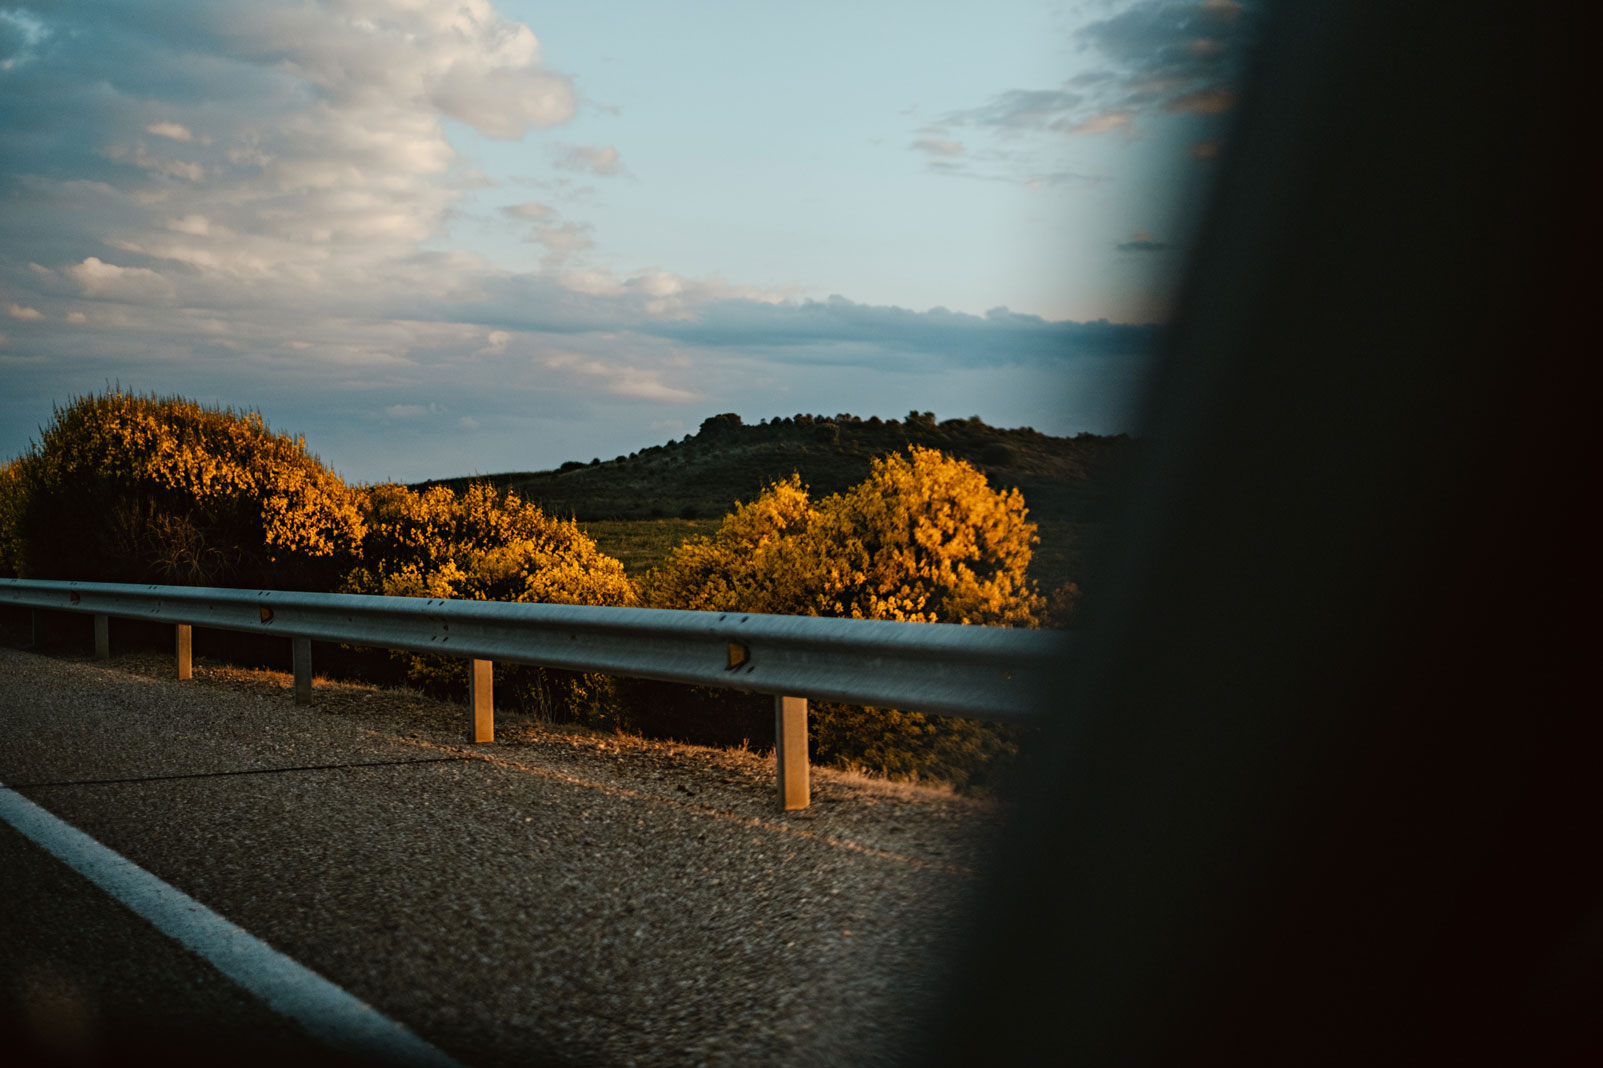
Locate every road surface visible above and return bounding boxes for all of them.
[0,645,1006,1066]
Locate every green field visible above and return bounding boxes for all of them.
[579,518,722,579]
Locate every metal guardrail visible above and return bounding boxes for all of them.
[0,578,1067,809]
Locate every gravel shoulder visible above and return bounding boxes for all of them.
[108,649,1011,875]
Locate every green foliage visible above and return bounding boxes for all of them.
[645,446,1043,625]
[341,481,639,727]
[6,389,364,589]
[578,518,721,578]
[642,447,1043,788]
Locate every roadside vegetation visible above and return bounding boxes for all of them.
[1,390,1122,790]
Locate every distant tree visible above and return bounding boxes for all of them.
[697,413,743,437]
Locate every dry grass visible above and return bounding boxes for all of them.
[105,649,994,813]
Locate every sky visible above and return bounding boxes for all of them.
[0,0,1261,484]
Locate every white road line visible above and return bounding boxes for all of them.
[0,781,464,1067]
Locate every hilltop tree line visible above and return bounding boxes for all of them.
[0,390,1072,788]
[421,407,1131,528]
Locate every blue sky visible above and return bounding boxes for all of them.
[0,0,1258,483]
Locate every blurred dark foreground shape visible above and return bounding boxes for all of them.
[921,1,1598,1064]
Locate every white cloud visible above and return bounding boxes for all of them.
[1068,111,1135,136]
[0,0,586,316]
[502,201,553,220]
[215,0,575,138]
[165,214,215,236]
[432,65,576,138]
[533,222,594,267]
[6,302,43,320]
[102,142,208,182]
[911,136,965,157]
[146,121,195,142]
[477,330,514,355]
[539,350,699,403]
[66,257,178,302]
[556,270,625,297]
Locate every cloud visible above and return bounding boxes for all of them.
[532,222,594,268]
[214,0,576,138]
[0,1,1160,483]
[0,0,597,327]
[0,8,48,71]
[538,350,700,403]
[911,136,965,158]
[1066,111,1135,137]
[947,89,1085,132]
[66,257,178,302]
[1200,0,1245,20]
[477,330,514,356]
[1072,0,1261,121]
[502,201,554,220]
[642,295,1160,368]
[1165,88,1238,115]
[146,121,196,142]
[1116,231,1178,253]
[923,0,1263,180]
[553,144,625,177]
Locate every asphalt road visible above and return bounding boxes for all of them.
[0,645,1001,1067]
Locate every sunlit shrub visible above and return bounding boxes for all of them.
[342,481,639,726]
[642,446,1043,787]
[7,390,364,589]
[0,460,25,578]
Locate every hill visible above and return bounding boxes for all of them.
[413,411,1134,526]
[412,413,1135,596]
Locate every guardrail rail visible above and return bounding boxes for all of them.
[0,578,1067,809]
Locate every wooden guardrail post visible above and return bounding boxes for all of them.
[468,659,494,743]
[175,624,192,680]
[93,614,109,659]
[775,695,810,811]
[292,637,312,705]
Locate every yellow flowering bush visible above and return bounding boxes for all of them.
[642,473,817,614]
[342,481,639,725]
[642,447,1042,787]
[645,448,1042,624]
[7,390,364,588]
[0,460,25,578]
